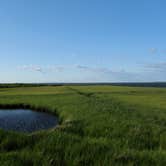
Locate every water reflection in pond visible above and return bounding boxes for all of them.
[0,109,58,132]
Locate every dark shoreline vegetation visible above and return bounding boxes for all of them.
[0,85,166,165]
[1,82,166,88]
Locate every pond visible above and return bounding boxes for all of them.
[0,109,58,133]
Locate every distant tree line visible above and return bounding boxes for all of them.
[0,84,46,88]
[0,82,166,88]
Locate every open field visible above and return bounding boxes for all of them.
[0,85,166,165]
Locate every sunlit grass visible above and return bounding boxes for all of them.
[0,85,166,165]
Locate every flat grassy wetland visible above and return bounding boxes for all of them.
[0,85,166,165]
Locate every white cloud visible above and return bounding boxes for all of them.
[75,65,113,74]
[149,48,158,54]
[17,63,166,82]
[17,65,43,73]
[144,62,166,72]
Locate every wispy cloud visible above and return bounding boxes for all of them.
[17,65,44,73]
[17,65,67,73]
[149,47,166,56]
[149,48,158,54]
[17,63,166,82]
[18,64,115,74]
[75,65,142,81]
[75,65,117,74]
[144,62,166,72]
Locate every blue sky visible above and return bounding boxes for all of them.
[0,0,166,83]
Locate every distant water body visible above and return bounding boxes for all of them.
[0,109,58,132]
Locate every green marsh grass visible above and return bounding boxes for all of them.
[0,85,166,165]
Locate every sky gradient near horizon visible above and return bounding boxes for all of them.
[0,0,166,83]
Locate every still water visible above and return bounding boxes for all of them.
[0,109,58,132]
